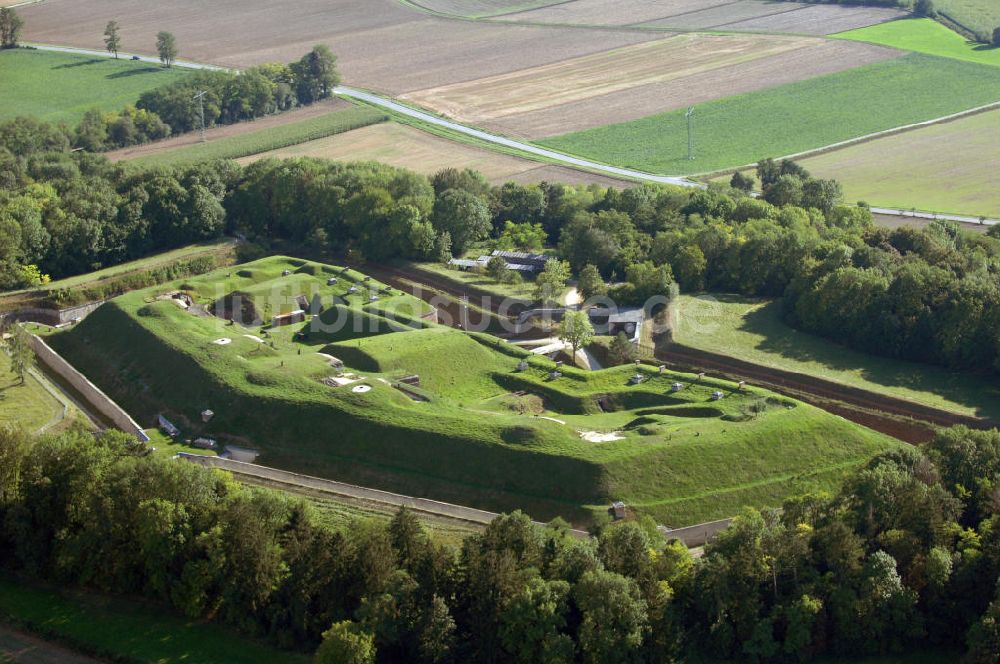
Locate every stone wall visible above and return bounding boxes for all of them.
[29,334,150,443]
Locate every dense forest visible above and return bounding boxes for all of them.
[2,116,999,374]
[2,424,1000,662]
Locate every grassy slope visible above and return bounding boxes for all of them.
[48,257,897,526]
[672,295,1000,420]
[836,18,1000,67]
[0,48,188,123]
[538,53,1000,175]
[410,260,537,301]
[0,576,306,663]
[127,105,389,169]
[0,365,62,432]
[799,108,1000,218]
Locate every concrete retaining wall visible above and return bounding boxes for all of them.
[1,300,106,327]
[29,334,149,442]
[662,518,732,548]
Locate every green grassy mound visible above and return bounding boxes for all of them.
[0,48,189,124]
[538,53,1000,175]
[49,257,899,526]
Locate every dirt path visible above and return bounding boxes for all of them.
[0,624,101,664]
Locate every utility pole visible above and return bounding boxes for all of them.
[685,106,695,161]
[193,90,207,143]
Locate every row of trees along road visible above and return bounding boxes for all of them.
[2,424,1000,662]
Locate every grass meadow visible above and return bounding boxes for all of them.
[836,18,1000,67]
[47,257,897,527]
[934,0,1000,38]
[0,47,188,123]
[800,108,1000,219]
[672,295,1000,420]
[0,575,307,663]
[127,105,389,168]
[0,364,63,433]
[538,53,1000,175]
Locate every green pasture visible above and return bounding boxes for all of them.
[538,53,1000,175]
[836,18,1000,67]
[933,0,1000,38]
[48,256,896,526]
[0,575,306,663]
[671,294,1000,420]
[0,363,63,433]
[0,47,189,124]
[127,104,389,168]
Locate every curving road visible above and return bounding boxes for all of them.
[22,43,999,226]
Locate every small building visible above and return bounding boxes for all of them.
[548,370,562,381]
[271,309,305,327]
[201,409,214,423]
[222,445,259,463]
[629,373,644,385]
[610,501,627,521]
[348,286,358,294]
[327,277,338,286]
[282,269,291,276]
[711,391,724,401]
[192,437,217,450]
[398,374,421,386]
[158,414,179,438]
[671,382,684,392]
[516,360,529,372]
[295,294,310,311]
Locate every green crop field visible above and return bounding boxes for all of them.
[800,108,1000,219]
[0,47,189,124]
[934,0,1000,38]
[127,104,389,168]
[46,256,897,527]
[836,18,1000,67]
[538,53,1000,175]
[0,575,307,663]
[672,295,1000,420]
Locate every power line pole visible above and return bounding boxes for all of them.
[193,90,207,143]
[685,106,695,161]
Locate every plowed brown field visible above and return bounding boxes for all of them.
[403,36,901,138]
[18,0,659,92]
[238,122,633,187]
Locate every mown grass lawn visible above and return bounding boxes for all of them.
[0,575,307,663]
[538,53,1000,175]
[48,257,897,526]
[0,48,189,124]
[836,18,1000,67]
[672,294,1000,420]
[128,104,389,168]
[0,364,63,433]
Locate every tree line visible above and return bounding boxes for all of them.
[3,117,999,374]
[2,424,1000,662]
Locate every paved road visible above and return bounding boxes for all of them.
[25,43,998,226]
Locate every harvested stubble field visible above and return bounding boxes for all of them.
[497,0,906,34]
[403,34,900,138]
[540,53,1000,175]
[409,0,564,18]
[238,121,633,187]
[18,0,658,92]
[799,108,1000,219]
